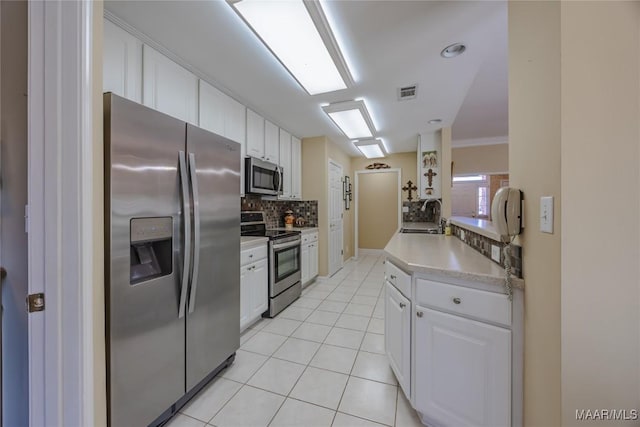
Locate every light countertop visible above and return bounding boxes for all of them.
[401,221,439,230]
[384,232,524,290]
[449,216,502,241]
[240,236,269,249]
[270,227,319,235]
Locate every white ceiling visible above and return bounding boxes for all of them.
[105,0,508,156]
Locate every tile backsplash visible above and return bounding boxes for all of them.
[402,200,440,223]
[450,223,523,279]
[241,195,318,229]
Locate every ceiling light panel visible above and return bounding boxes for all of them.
[355,139,386,159]
[322,100,376,139]
[229,0,353,95]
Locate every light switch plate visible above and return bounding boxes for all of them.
[540,196,554,233]
[491,245,501,263]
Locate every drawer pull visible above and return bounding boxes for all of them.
[390,274,396,280]
[246,266,252,271]
[399,302,406,309]
[452,297,461,305]
[249,254,253,258]
[416,311,423,318]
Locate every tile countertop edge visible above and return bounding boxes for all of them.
[240,236,269,249]
[383,234,524,292]
[449,216,502,242]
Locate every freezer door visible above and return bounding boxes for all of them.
[185,124,241,390]
[104,93,187,427]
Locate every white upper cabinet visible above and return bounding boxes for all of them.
[198,80,245,144]
[264,120,280,165]
[279,129,292,199]
[103,19,142,102]
[246,109,265,159]
[199,80,246,194]
[142,45,198,125]
[291,136,302,200]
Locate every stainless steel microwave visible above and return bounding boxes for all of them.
[245,157,283,196]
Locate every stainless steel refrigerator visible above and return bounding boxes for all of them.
[104,93,240,427]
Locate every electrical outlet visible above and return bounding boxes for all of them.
[491,245,501,263]
[460,230,465,240]
[402,206,409,213]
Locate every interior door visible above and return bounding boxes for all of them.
[328,161,344,276]
[185,124,240,391]
[1,3,29,424]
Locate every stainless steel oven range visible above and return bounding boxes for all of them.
[241,211,301,317]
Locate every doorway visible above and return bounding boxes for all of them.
[1,1,29,426]
[328,159,344,276]
[355,169,401,257]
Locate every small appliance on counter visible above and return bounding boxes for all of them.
[245,156,283,196]
[284,210,295,230]
[241,211,301,317]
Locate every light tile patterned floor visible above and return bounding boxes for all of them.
[168,254,424,427]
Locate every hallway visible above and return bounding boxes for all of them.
[167,254,422,427]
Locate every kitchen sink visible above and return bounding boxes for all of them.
[400,228,441,234]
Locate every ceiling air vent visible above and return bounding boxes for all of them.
[397,84,418,101]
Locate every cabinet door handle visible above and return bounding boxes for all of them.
[249,254,253,258]
[416,311,423,317]
[399,302,406,309]
[390,274,396,280]
[452,297,461,305]
[246,266,252,271]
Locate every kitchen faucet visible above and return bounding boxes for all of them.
[421,198,443,233]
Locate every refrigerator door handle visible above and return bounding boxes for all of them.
[178,151,191,319]
[187,152,201,313]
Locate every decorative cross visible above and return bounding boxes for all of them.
[402,180,418,201]
[424,168,438,188]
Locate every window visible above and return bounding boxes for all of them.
[453,174,486,182]
[478,186,489,217]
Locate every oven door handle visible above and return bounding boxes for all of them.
[272,240,301,251]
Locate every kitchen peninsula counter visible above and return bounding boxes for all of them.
[384,232,524,291]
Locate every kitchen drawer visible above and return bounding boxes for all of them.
[241,244,268,266]
[415,279,511,327]
[385,260,411,298]
[302,231,318,244]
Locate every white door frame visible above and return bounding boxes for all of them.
[354,168,402,259]
[327,158,344,276]
[28,1,95,426]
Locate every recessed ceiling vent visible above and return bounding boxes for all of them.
[397,84,418,101]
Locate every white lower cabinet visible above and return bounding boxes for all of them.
[309,242,318,279]
[385,281,411,396]
[301,232,319,286]
[413,305,511,427]
[240,249,268,332]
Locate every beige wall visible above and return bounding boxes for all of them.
[452,143,508,175]
[352,152,416,202]
[560,2,639,425]
[357,171,400,249]
[302,136,354,275]
[92,4,107,427]
[509,2,562,425]
[441,128,452,219]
